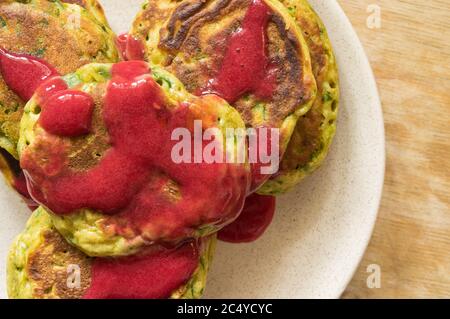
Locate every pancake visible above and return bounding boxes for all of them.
[18,61,250,257]
[131,0,317,190]
[0,0,118,158]
[7,207,215,299]
[258,0,339,194]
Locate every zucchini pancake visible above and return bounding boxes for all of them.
[131,0,318,190]
[7,207,215,299]
[131,0,338,193]
[259,0,339,194]
[0,0,118,159]
[18,61,250,257]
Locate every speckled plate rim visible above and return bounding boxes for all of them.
[323,0,385,297]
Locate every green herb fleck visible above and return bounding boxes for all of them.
[31,48,46,58]
[287,6,297,17]
[323,91,333,102]
[0,17,6,28]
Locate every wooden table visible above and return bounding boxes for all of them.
[336,0,450,298]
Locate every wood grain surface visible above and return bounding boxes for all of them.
[335,0,450,298]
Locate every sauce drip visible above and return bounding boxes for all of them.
[22,61,248,241]
[0,48,59,101]
[84,240,199,299]
[199,0,279,192]
[35,76,68,103]
[39,90,94,136]
[218,193,276,243]
[116,33,145,61]
[201,0,275,103]
[0,49,62,208]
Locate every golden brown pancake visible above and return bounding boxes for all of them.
[7,207,215,299]
[258,0,339,194]
[0,0,118,158]
[131,0,317,156]
[18,62,249,257]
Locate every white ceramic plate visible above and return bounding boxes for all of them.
[0,0,385,299]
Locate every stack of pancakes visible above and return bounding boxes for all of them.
[2,0,338,299]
